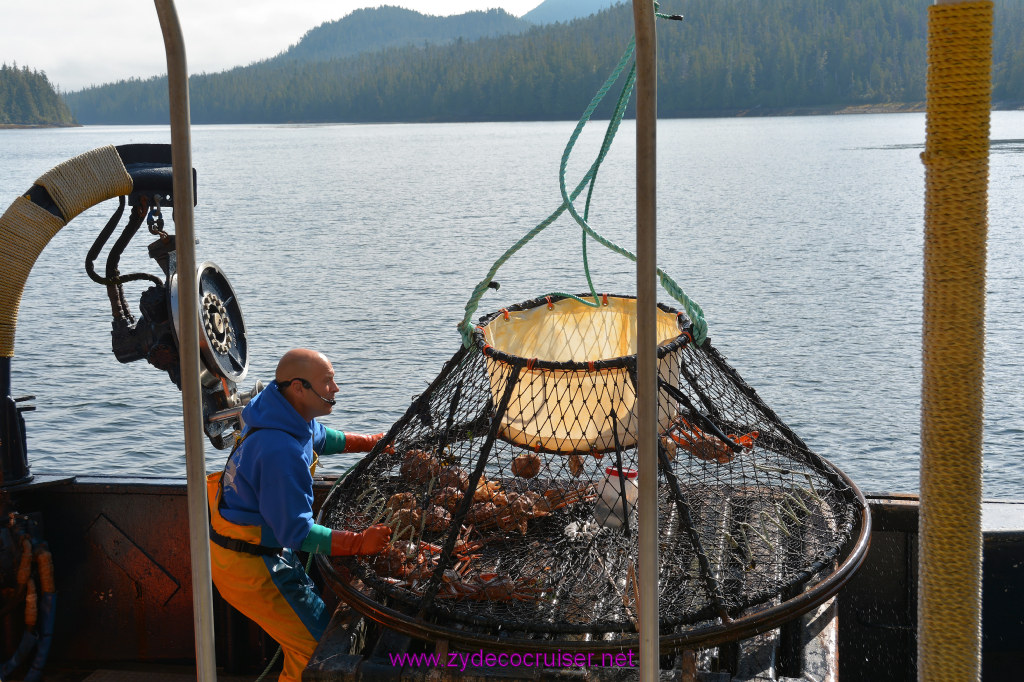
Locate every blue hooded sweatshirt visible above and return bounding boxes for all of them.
[219,380,327,549]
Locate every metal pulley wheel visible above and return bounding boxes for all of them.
[202,292,233,355]
[171,261,249,384]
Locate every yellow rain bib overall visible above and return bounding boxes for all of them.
[207,434,326,682]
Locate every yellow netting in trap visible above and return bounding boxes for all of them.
[480,295,682,453]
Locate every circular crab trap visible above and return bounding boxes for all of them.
[317,30,869,653]
[317,294,869,652]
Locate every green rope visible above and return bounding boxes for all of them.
[458,7,707,347]
[556,59,707,344]
[578,60,636,300]
[457,41,638,344]
[253,648,281,682]
[562,48,639,309]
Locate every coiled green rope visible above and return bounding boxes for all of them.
[458,11,707,347]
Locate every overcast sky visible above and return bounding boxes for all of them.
[0,1,543,92]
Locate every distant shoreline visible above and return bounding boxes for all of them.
[672,101,1020,117]
[0,123,81,130]
[738,102,927,117]
[4,102,1023,128]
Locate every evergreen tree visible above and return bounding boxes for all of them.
[0,64,77,126]
[62,0,1024,125]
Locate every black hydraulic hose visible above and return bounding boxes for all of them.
[87,197,164,323]
[90,200,163,287]
[85,196,126,285]
[103,201,162,323]
[105,201,160,284]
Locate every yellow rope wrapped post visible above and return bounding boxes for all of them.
[0,145,132,358]
[36,146,132,223]
[919,2,991,681]
[0,199,66,357]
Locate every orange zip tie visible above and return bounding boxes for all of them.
[546,296,554,310]
[35,547,56,594]
[588,361,596,372]
[16,536,32,586]
[24,577,37,629]
[526,358,537,371]
[501,308,510,321]
[482,344,493,356]
[602,293,608,306]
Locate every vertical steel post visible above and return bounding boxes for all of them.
[632,1,660,679]
[152,2,217,679]
[919,1,990,680]
[0,358,9,399]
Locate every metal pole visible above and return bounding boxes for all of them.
[0,356,9,403]
[632,1,660,679]
[0,358,9,399]
[152,2,218,680]
[919,1,990,680]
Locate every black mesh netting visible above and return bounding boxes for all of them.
[318,294,867,650]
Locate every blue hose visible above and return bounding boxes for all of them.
[24,593,56,682]
[0,630,38,678]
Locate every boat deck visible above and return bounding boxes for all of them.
[3,478,1021,681]
[41,666,255,681]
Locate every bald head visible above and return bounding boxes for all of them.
[275,348,339,421]
[276,348,329,384]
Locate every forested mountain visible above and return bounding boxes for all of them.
[274,6,530,63]
[0,64,76,126]
[523,0,619,24]
[64,0,1024,125]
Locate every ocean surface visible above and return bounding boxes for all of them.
[1,114,1021,498]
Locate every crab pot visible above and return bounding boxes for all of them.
[317,294,869,654]
[479,295,682,454]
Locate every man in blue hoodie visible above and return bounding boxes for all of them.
[207,348,391,681]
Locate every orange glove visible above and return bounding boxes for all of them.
[330,524,392,556]
[343,432,385,453]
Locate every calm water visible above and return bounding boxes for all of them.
[1,115,1021,498]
